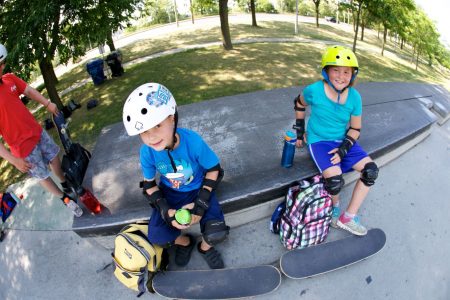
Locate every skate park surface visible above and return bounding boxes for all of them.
[1,80,450,299]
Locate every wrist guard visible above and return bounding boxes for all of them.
[191,188,211,217]
[144,190,174,225]
[293,119,305,140]
[337,136,356,159]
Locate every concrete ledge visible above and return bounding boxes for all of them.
[73,82,446,238]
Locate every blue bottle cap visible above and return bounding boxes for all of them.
[286,130,296,139]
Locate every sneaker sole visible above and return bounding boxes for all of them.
[336,220,367,236]
[330,221,339,229]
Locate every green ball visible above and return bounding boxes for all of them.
[175,209,191,225]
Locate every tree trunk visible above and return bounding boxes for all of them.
[352,2,362,53]
[250,0,257,27]
[360,20,365,41]
[190,0,194,24]
[39,59,63,108]
[174,0,179,27]
[415,49,419,70]
[381,26,387,56]
[219,0,233,50]
[315,2,320,28]
[295,0,299,34]
[106,31,116,52]
[48,63,58,84]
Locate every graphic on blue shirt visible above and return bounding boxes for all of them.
[157,159,194,189]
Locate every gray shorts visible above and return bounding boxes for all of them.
[25,130,60,180]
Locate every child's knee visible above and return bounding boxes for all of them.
[324,174,345,195]
[201,220,229,246]
[360,162,379,186]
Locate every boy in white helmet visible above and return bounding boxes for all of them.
[0,43,82,216]
[123,83,229,269]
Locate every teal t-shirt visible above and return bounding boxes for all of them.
[303,81,362,144]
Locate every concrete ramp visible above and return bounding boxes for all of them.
[73,82,446,237]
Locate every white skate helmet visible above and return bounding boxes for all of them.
[0,43,7,63]
[123,83,177,136]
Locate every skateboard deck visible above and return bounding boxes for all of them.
[280,228,386,279]
[52,112,101,214]
[153,265,281,299]
[52,111,72,153]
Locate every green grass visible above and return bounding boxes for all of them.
[1,18,449,191]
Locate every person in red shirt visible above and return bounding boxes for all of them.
[0,43,82,217]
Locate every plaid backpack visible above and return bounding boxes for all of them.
[279,175,332,250]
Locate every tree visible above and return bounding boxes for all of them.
[143,0,177,25]
[84,0,142,51]
[312,0,320,27]
[0,0,91,108]
[350,0,365,53]
[193,0,219,15]
[219,0,233,50]
[366,0,415,56]
[250,0,257,27]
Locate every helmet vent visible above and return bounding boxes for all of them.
[139,92,143,96]
[141,108,147,115]
[126,116,130,122]
[347,56,351,60]
[336,55,340,59]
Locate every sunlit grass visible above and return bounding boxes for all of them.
[1,18,449,191]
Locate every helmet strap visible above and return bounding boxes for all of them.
[165,111,178,151]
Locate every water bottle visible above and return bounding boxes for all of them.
[281,130,297,168]
[63,197,83,217]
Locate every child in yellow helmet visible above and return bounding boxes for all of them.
[292,46,378,236]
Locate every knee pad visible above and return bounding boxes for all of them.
[324,175,345,195]
[202,220,230,246]
[360,162,379,186]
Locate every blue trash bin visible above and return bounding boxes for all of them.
[86,58,106,85]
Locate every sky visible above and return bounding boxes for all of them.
[414,0,450,48]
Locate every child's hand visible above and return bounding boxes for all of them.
[328,148,341,165]
[46,102,59,116]
[168,209,190,230]
[12,157,32,173]
[296,133,307,148]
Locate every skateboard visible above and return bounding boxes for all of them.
[280,228,386,279]
[52,112,101,214]
[152,265,281,299]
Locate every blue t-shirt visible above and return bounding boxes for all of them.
[140,128,220,192]
[303,81,362,144]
